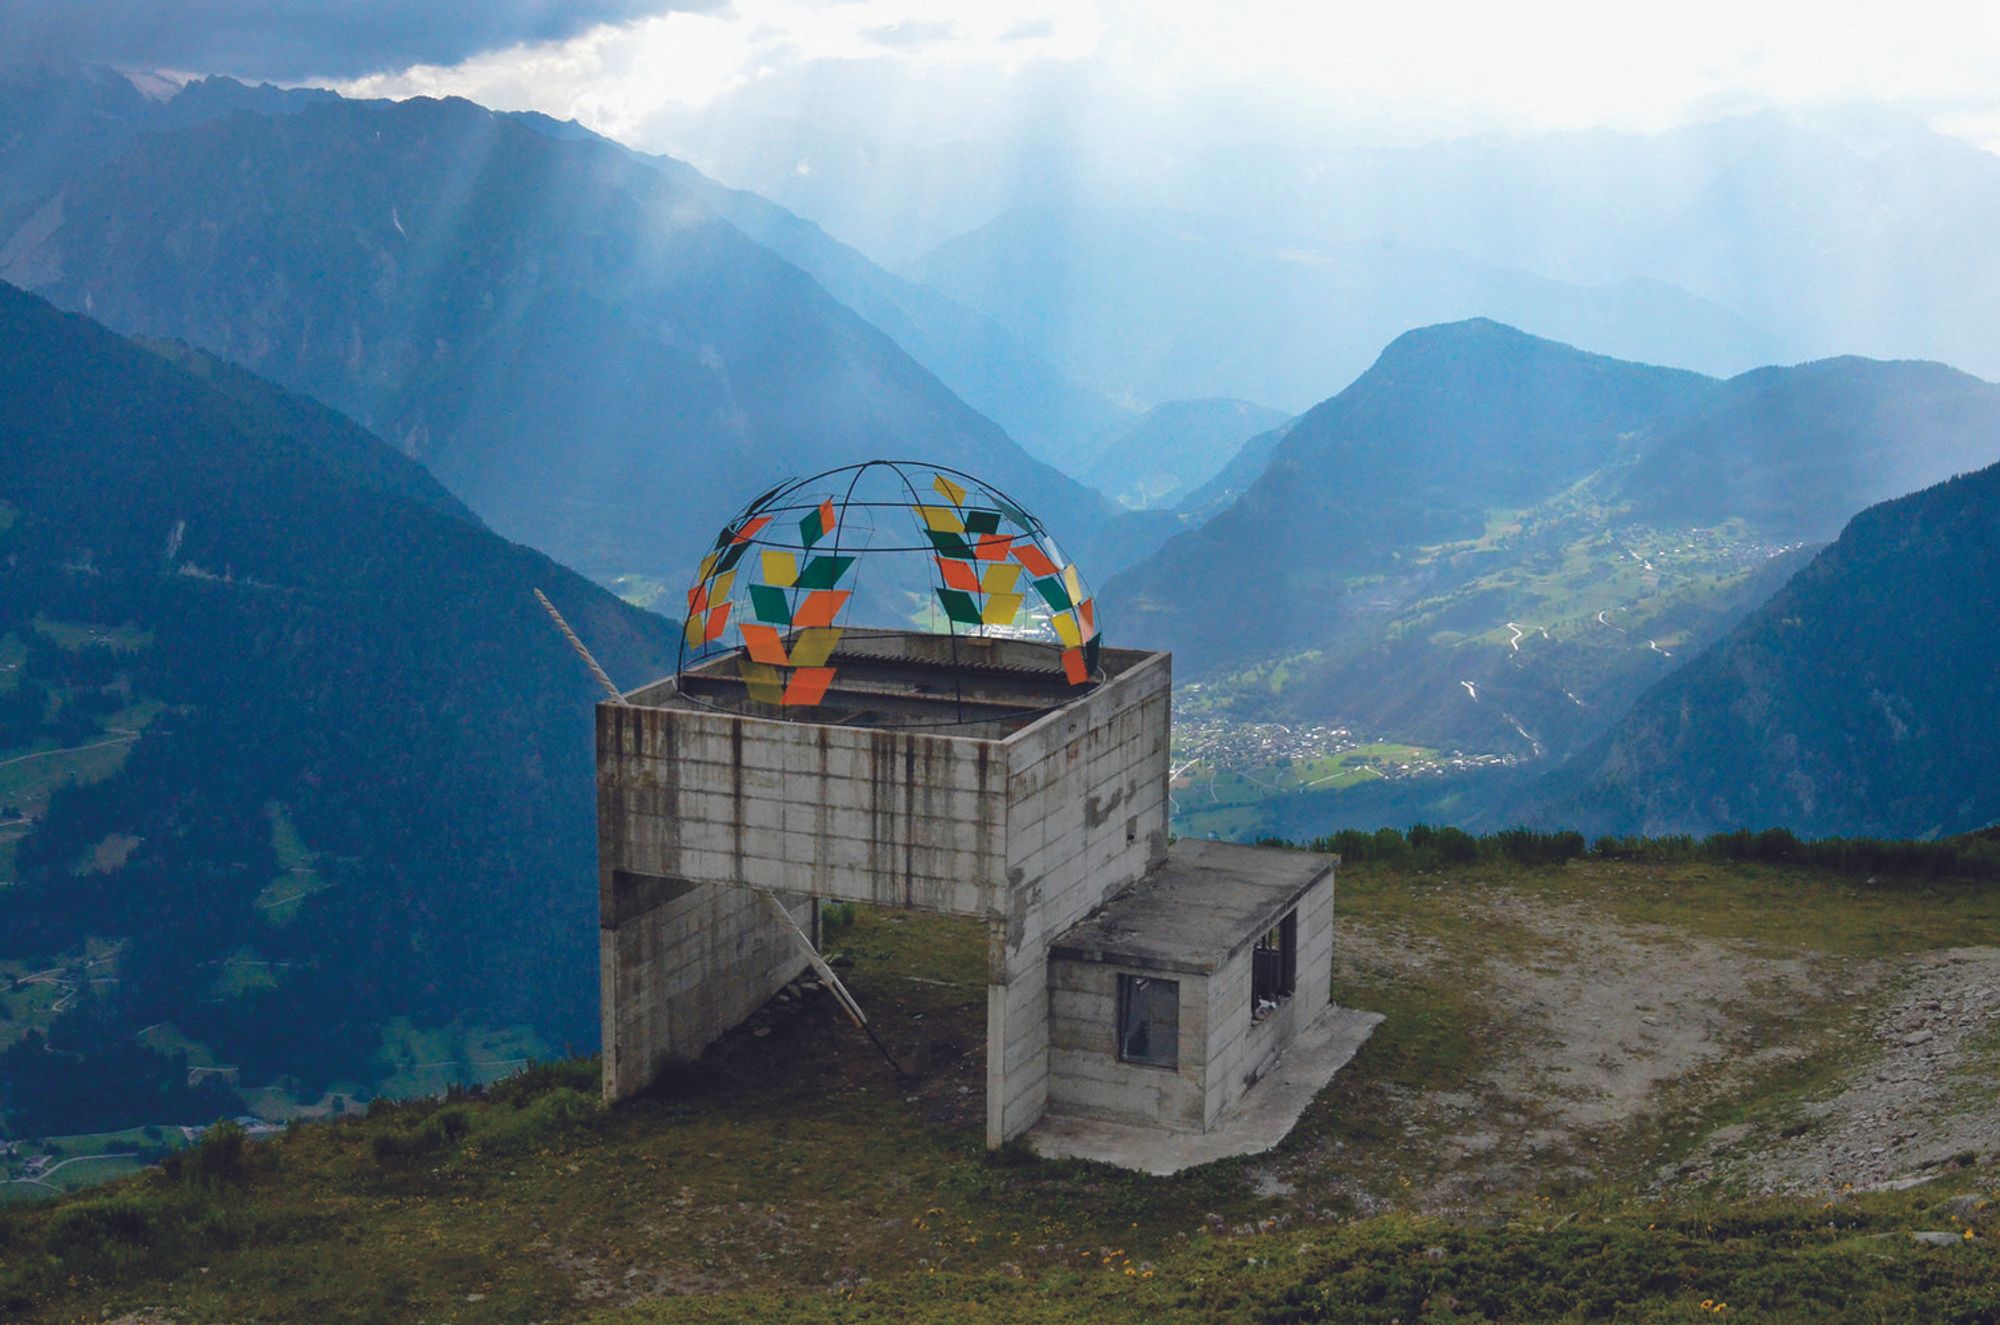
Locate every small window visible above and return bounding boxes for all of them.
[1117,974,1179,1069]
[1252,910,1297,1020]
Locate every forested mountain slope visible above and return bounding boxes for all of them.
[1538,459,2000,838]
[0,283,674,1136]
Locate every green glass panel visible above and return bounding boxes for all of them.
[1084,635,1102,673]
[963,508,1002,535]
[1034,575,1072,611]
[927,529,974,559]
[750,585,792,626]
[936,588,984,626]
[716,539,750,574]
[795,554,854,589]
[798,508,825,549]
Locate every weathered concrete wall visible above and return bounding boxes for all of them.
[1201,874,1336,1127]
[1047,957,1207,1129]
[597,648,1172,1134]
[597,703,1009,918]
[599,870,811,1100]
[985,652,1173,1144]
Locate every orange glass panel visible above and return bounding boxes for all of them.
[730,515,772,544]
[703,602,733,642]
[1014,544,1059,577]
[974,533,1014,561]
[937,558,982,593]
[782,666,837,706]
[792,590,850,629]
[740,623,789,666]
[1061,647,1089,685]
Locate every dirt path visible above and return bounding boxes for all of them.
[1275,886,1996,1212]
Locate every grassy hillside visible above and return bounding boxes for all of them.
[6,849,1998,1321]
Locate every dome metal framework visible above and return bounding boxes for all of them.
[675,460,1103,726]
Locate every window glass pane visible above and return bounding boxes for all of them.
[1118,974,1179,1068]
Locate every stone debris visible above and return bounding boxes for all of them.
[1672,946,2000,1194]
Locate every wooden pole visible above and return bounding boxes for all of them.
[756,890,866,1027]
[533,588,626,705]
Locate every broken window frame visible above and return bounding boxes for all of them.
[1251,909,1297,1020]
[1116,973,1180,1069]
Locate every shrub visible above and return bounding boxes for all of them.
[163,1119,249,1187]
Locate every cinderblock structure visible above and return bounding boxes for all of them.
[593,462,1346,1152]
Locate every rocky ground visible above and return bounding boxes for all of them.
[1262,883,2000,1212]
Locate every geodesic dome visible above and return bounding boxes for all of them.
[677,460,1102,718]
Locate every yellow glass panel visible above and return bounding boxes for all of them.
[1051,610,1082,648]
[787,626,844,669]
[914,504,965,533]
[710,569,736,602]
[760,550,798,587]
[737,659,785,706]
[1062,564,1083,604]
[933,474,968,505]
[982,593,1023,626]
[697,550,719,581]
[980,562,1021,594]
[683,614,706,649]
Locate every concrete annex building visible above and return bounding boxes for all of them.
[594,463,1377,1169]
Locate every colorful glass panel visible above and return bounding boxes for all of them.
[782,667,837,706]
[749,585,792,626]
[795,555,854,590]
[792,590,849,629]
[788,626,843,669]
[936,588,984,626]
[937,558,982,594]
[760,551,798,588]
[740,623,789,666]
[738,659,785,706]
[1014,543,1060,577]
[1034,575,1073,611]
[982,593,1023,626]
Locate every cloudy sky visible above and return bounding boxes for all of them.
[334,1,2000,146]
[9,1,2000,259]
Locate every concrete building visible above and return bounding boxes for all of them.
[593,461,1374,1165]
[597,627,1368,1157]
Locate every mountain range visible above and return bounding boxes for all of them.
[909,207,1780,412]
[0,282,674,1135]
[1077,398,1290,510]
[0,66,1158,599]
[692,103,2000,393]
[1107,320,2000,767]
